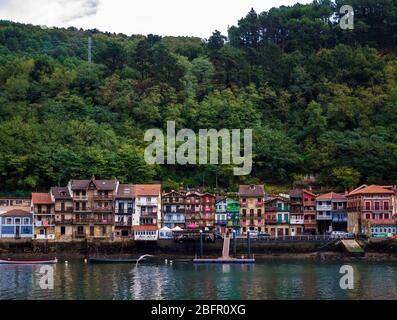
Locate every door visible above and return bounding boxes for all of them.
[15,226,20,238]
[90,226,95,237]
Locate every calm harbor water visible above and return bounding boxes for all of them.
[1,260,397,300]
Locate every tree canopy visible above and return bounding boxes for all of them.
[1,0,397,193]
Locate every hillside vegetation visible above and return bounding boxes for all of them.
[1,0,397,192]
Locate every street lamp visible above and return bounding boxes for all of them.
[200,230,203,258]
[233,230,237,258]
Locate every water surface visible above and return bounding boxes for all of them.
[1,260,396,300]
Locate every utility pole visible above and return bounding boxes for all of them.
[88,36,92,63]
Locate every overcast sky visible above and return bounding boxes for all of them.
[0,0,312,38]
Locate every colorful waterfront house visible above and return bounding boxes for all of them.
[185,191,202,228]
[134,184,162,228]
[68,177,118,239]
[51,187,74,240]
[114,184,135,238]
[347,185,396,236]
[303,189,317,235]
[239,185,265,234]
[265,196,290,237]
[162,190,186,229]
[226,199,240,236]
[289,189,304,236]
[31,192,55,240]
[200,193,216,230]
[0,209,33,239]
[316,192,347,234]
[215,197,228,234]
[133,225,159,241]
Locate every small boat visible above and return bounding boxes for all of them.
[0,259,58,265]
[88,257,145,264]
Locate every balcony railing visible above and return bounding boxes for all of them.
[74,195,88,201]
[93,207,113,212]
[290,219,304,225]
[74,218,113,225]
[141,212,158,217]
[115,221,132,227]
[35,220,55,227]
[115,209,134,215]
[94,194,112,200]
[317,214,332,221]
[55,219,74,225]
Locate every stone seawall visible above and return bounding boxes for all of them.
[0,239,342,256]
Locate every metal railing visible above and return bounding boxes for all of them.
[237,234,355,242]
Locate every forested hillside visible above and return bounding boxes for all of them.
[1,0,397,193]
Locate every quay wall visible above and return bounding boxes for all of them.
[1,239,396,257]
[0,239,342,256]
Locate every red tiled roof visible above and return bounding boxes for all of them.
[32,193,53,204]
[348,185,395,196]
[133,226,159,231]
[134,184,161,196]
[316,192,347,201]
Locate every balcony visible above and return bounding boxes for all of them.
[362,206,393,213]
[204,207,212,213]
[55,219,74,225]
[265,219,278,225]
[317,213,332,221]
[364,218,396,225]
[115,209,134,215]
[115,221,132,227]
[93,206,113,213]
[140,213,158,219]
[94,194,112,200]
[290,218,304,225]
[35,220,55,227]
[164,218,185,224]
[304,219,317,225]
[75,218,113,225]
[74,195,88,201]
[332,215,348,223]
[74,208,90,213]
[215,220,227,225]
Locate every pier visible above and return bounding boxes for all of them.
[193,234,255,264]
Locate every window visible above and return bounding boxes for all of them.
[385,214,389,219]
[23,218,30,225]
[384,202,389,210]
[365,202,370,210]
[15,218,21,224]
[61,227,66,235]
[6,218,12,225]
[257,209,262,217]
[375,202,380,210]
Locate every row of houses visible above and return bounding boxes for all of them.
[0,178,396,240]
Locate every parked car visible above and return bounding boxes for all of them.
[247,230,259,238]
[258,232,271,239]
[331,231,352,238]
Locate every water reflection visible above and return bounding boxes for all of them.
[0,261,397,300]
